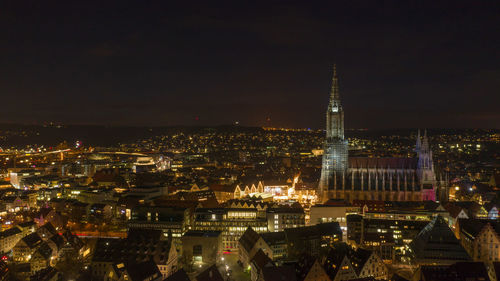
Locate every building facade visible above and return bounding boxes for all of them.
[459,219,500,263]
[318,66,445,203]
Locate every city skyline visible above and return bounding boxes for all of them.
[1,1,499,129]
[0,2,498,280]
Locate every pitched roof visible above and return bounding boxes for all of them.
[127,228,163,241]
[34,242,53,260]
[208,184,236,193]
[0,226,21,238]
[262,265,297,281]
[349,157,418,169]
[239,227,261,253]
[251,249,274,270]
[21,232,43,249]
[446,201,485,218]
[349,248,373,275]
[18,221,37,228]
[420,262,490,281]
[260,231,286,246]
[444,204,466,218]
[126,260,162,281]
[195,264,224,281]
[410,216,470,262]
[459,219,500,239]
[324,243,352,278]
[285,222,341,239]
[91,237,172,264]
[38,222,58,236]
[165,269,191,281]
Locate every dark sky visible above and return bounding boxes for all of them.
[1,1,499,129]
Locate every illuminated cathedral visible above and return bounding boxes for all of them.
[318,66,447,203]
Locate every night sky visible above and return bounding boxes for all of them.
[1,1,499,129]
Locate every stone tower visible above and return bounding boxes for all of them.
[319,65,349,202]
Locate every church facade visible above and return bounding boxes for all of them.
[319,66,446,203]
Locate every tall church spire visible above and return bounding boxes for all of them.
[320,65,348,202]
[330,64,340,105]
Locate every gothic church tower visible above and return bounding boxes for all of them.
[319,65,348,202]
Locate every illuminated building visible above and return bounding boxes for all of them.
[260,232,287,261]
[266,207,305,232]
[233,180,317,205]
[181,231,222,266]
[323,242,388,281]
[13,232,43,262]
[319,66,446,203]
[90,235,177,280]
[309,201,360,232]
[458,219,500,263]
[127,206,191,238]
[319,65,349,196]
[407,215,470,265]
[0,227,23,254]
[284,222,342,259]
[347,214,429,260]
[133,155,170,173]
[194,208,268,249]
[208,183,236,203]
[233,182,265,199]
[9,169,42,189]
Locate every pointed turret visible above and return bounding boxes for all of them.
[416,129,422,152]
[329,64,341,112]
[422,129,429,151]
[330,64,340,102]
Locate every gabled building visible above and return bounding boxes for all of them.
[284,222,342,259]
[408,215,470,265]
[234,182,264,199]
[17,221,36,237]
[165,268,191,281]
[181,230,222,266]
[349,248,388,280]
[90,235,178,280]
[208,183,236,203]
[46,234,65,259]
[458,219,500,263]
[250,249,275,281]
[195,264,224,281]
[239,227,268,268]
[446,201,488,219]
[30,242,52,274]
[303,259,330,281]
[13,232,43,262]
[260,231,287,261]
[323,244,358,281]
[0,226,22,254]
[37,223,58,240]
